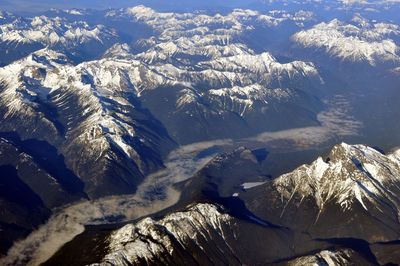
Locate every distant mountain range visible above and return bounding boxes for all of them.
[0,2,399,265]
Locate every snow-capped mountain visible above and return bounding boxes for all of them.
[52,27,324,144]
[106,5,316,66]
[292,17,400,65]
[0,8,325,203]
[1,3,400,264]
[0,15,119,66]
[242,143,400,242]
[0,16,115,46]
[273,143,400,215]
[93,204,241,265]
[0,48,175,198]
[111,5,315,38]
[97,7,326,143]
[284,249,373,265]
[0,46,176,253]
[64,143,400,266]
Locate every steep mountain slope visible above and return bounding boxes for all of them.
[0,15,119,66]
[65,34,325,144]
[1,3,399,265]
[89,203,293,266]
[0,48,176,253]
[0,8,159,256]
[280,248,374,266]
[0,6,324,146]
[0,48,175,198]
[245,143,400,243]
[138,50,324,143]
[292,16,400,66]
[66,143,400,266]
[112,5,315,38]
[0,135,85,254]
[0,6,329,256]
[98,7,326,143]
[0,16,115,46]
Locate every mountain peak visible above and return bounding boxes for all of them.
[292,18,400,65]
[93,203,233,265]
[0,15,117,47]
[274,143,400,212]
[126,5,156,19]
[102,43,133,59]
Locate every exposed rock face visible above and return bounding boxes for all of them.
[0,15,119,65]
[104,6,325,143]
[282,249,374,266]
[0,49,175,198]
[0,6,327,255]
[292,17,400,66]
[93,204,241,266]
[245,143,400,243]
[1,3,400,265]
[82,144,400,266]
[89,203,294,266]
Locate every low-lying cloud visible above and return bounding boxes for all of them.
[0,96,362,266]
[0,141,223,266]
[250,95,363,150]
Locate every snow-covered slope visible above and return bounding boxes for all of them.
[244,143,400,243]
[285,249,373,266]
[0,16,116,47]
[1,4,399,263]
[197,52,322,89]
[0,48,175,198]
[120,6,315,62]
[96,9,324,142]
[292,17,400,65]
[0,43,321,179]
[106,5,315,65]
[95,204,235,266]
[71,39,323,143]
[113,5,314,40]
[104,7,324,137]
[0,15,119,66]
[274,143,400,213]
[89,202,293,266]
[0,7,325,144]
[82,143,400,266]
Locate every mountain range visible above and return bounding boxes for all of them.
[0,2,399,265]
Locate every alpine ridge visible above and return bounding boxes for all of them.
[59,143,400,266]
[0,2,399,265]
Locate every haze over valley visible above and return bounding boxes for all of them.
[0,1,400,265]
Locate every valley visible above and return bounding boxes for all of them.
[0,1,399,265]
